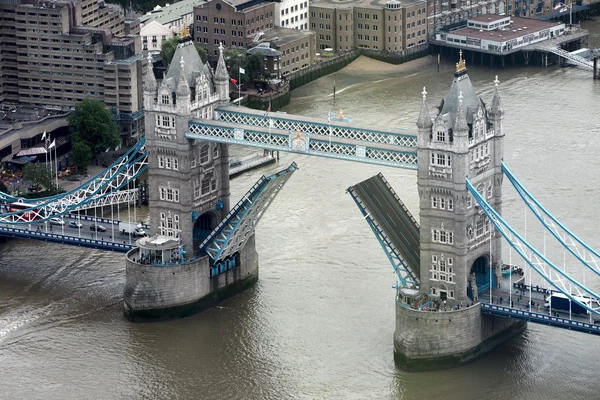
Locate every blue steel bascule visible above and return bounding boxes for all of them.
[1,50,600,367]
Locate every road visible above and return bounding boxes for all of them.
[351,175,420,276]
[0,215,147,245]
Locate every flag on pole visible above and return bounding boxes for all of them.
[264,101,271,116]
[48,139,56,149]
[41,130,46,141]
[231,78,238,85]
[239,67,246,75]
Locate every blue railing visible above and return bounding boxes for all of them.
[0,226,133,252]
[481,303,600,336]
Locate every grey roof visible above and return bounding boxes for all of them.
[440,71,479,129]
[140,0,207,25]
[163,40,211,92]
[248,46,282,57]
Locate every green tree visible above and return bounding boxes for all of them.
[196,45,207,64]
[68,99,121,156]
[160,37,178,67]
[245,52,265,81]
[23,163,53,191]
[72,141,92,173]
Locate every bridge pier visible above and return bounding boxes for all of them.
[123,234,259,321]
[394,304,526,371]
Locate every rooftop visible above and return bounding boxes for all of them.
[141,0,207,25]
[310,0,425,9]
[261,26,315,47]
[451,16,563,42]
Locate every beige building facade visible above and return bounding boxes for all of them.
[0,0,146,141]
[310,0,427,53]
[259,27,316,76]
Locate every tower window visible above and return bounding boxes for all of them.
[437,131,446,142]
[161,94,170,104]
[200,145,210,164]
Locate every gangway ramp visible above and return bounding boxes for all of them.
[348,173,420,286]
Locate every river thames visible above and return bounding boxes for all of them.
[1,21,600,400]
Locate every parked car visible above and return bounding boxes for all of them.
[68,221,83,229]
[49,217,65,226]
[90,224,107,232]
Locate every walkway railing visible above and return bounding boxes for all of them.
[548,47,593,70]
[0,225,133,252]
[481,303,600,336]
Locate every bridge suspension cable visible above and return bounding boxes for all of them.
[467,178,600,316]
[0,139,148,224]
[502,161,600,279]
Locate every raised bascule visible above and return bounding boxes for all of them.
[1,48,600,370]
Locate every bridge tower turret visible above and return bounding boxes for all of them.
[394,52,525,371]
[123,31,259,321]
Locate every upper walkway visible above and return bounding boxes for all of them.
[348,173,420,285]
[188,116,418,169]
[214,106,417,148]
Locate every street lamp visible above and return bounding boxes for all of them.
[555,0,573,26]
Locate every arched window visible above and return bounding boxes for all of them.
[200,145,209,164]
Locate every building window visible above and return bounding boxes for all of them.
[201,177,210,195]
[213,145,218,158]
[161,94,169,104]
[437,131,446,142]
[200,145,209,164]
[432,228,454,244]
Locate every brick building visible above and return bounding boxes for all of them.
[193,0,275,56]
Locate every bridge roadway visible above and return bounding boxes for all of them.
[476,277,600,336]
[350,174,420,276]
[0,214,148,252]
[188,120,418,169]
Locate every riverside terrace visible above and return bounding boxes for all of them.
[432,15,568,55]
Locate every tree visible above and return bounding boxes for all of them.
[72,141,92,173]
[245,52,265,81]
[160,37,178,67]
[68,99,121,156]
[23,163,53,191]
[196,45,207,64]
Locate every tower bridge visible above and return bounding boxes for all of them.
[1,37,599,370]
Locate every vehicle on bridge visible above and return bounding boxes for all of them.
[90,224,107,232]
[68,221,83,229]
[8,201,43,222]
[118,222,146,237]
[545,293,590,315]
[49,217,64,226]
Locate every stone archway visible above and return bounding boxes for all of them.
[469,254,497,300]
[193,211,219,254]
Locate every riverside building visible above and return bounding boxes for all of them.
[0,0,146,143]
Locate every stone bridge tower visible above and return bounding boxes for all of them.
[142,38,231,253]
[394,52,525,371]
[123,34,260,321]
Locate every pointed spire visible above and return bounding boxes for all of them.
[454,91,468,133]
[144,52,157,91]
[176,55,190,97]
[214,42,229,83]
[490,75,503,114]
[417,86,433,129]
